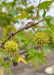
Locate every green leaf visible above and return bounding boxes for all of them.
[6,66,12,75]
[43,46,48,53]
[34,57,39,70]
[47,44,54,52]
[48,46,54,52]
[38,52,47,64]
[2,1,7,7]
[13,56,18,62]
[25,5,34,14]
[0,57,4,64]
[39,56,46,64]
[39,1,53,9]
[52,32,54,42]
[13,11,31,19]
[2,52,10,58]
[9,10,18,17]
[44,17,54,32]
[3,62,13,75]
[45,16,54,24]
[50,17,54,25]
[42,10,46,17]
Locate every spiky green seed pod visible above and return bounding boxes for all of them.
[33,32,49,47]
[4,41,19,54]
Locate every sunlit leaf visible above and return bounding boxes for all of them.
[39,1,53,9]
[18,57,21,63]
[12,11,31,20]
[18,57,28,64]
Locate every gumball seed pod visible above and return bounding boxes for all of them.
[4,41,19,54]
[33,32,49,47]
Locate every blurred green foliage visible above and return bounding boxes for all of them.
[0,0,54,74]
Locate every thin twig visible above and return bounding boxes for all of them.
[32,0,41,33]
[32,27,36,33]
[36,26,48,27]
[33,0,41,22]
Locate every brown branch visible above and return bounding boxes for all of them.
[18,46,40,55]
[36,26,48,27]
[14,54,19,58]
[26,22,37,33]
[31,0,41,33]
[0,19,44,47]
[32,27,36,33]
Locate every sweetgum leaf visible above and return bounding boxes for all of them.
[39,1,53,9]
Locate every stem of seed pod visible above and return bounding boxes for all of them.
[14,54,19,58]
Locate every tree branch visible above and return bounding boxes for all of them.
[18,46,41,55]
[32,27,37,33]
[0,19,44,47]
